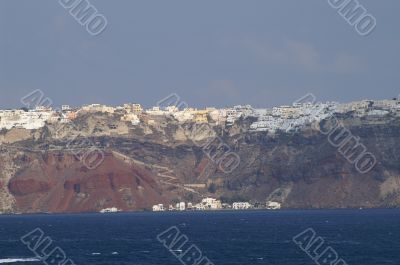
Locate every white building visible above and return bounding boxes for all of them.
[226,109,239,125]
[175,202,186,211]
[193,203,206,210]
[200,197,222,210]
[121,113,140,125]
[173,108,197,123]
[372,100,396,109]
[35,106,52,112]
[152,204,165,212]
[146,106,165,116]
[367,109,389,116]
[165,106,179,113]
[0,109,53,130]
[81,104,115,114]
[232,202,252,210]
[249,102,336,133]
[266,201,281,210]
[61,105,71,111]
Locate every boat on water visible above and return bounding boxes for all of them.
[99,207,120,213]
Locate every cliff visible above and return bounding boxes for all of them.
[1,110,400,213]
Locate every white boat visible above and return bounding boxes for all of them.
[100,207,120,213]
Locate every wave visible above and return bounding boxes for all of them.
[0,258,40,264]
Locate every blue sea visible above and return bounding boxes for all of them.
[0,209,399,265]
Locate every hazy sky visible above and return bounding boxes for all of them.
[0,0,399,109]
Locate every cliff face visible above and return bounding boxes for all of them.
[6,152,168,213]
[1,112,400,213]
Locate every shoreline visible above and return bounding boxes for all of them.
[0,207,398,217]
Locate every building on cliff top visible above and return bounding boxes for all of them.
[81,104,115,114]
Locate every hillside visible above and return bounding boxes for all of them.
[1,102,400,213]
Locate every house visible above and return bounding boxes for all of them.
[175,202,186,211]
[165,106,179,113]
[232,202,252,210]
[121,113,140,125]
[152,204,165,211]
[66,111,77,120]
[200,197,222,210]
[194,111,208,123]
[132,104,143,114]
[0,109,53,130]
[35,106,52,112]
[61,105,71,111]
[146,106,164,115]
[173,108,196,123]
[123,103,143,114]
[266,201,281,210]
[226,109,238,125]
[81,104,115,114]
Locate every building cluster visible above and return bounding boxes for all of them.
[0,103,142,130]
[144,106,243,125]
[152,198,281,212]
[0,106,75,130]
[1,99,400,131]
[249,99,400,133]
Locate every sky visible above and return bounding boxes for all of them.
[0,0,399,109]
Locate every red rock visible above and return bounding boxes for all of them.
[8,152,170,213]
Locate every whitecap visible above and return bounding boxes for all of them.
[111,252,119,255]
[0,258,40,264]
[91,253,101,256]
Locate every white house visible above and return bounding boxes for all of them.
[232,202,252,210]
[152,204,165,211]
[200,198,222,210]
[175,202,186,211]
[266,201,281,210]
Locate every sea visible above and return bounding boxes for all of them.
[0,209,399,265]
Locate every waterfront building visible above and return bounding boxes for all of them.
[232,202,252,210]
[152,204,165,212]
[266,201,281,210]
[175,202,186,211]
[200,197,222,210]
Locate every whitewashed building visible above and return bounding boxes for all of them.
[175,202,186,211]
[81,104,115,113]
[200,197,222,210]
[0,109,53,130]
[232,202,252,210]
[152,204,165,211]
[266,201,281,210]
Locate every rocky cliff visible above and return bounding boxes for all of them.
[1,111,400,213]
